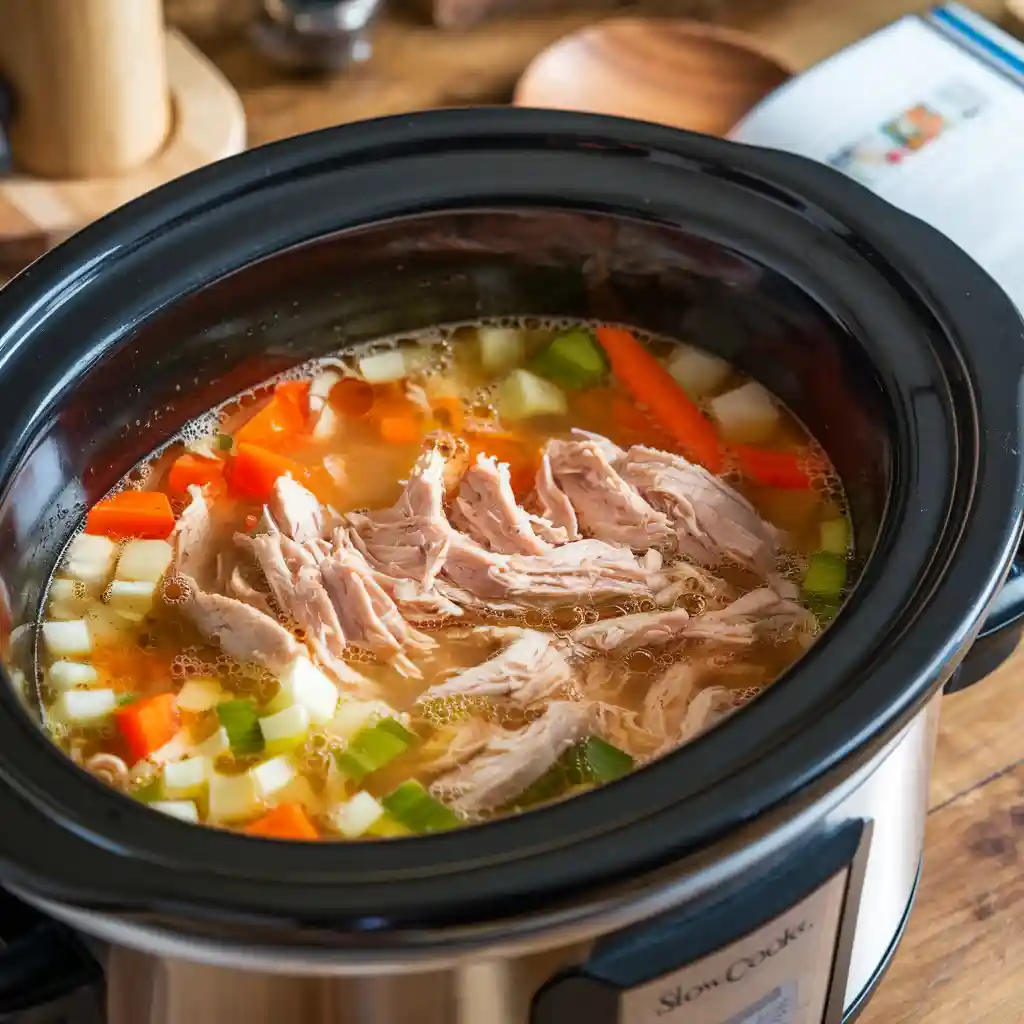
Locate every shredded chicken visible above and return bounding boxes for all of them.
[268,476,323,544]
[685,587,816,646]
[571,608,691,654]
[171,486,217,586]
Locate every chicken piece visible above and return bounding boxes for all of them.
[619,445,780,578]
[171,486,217,587]
[419,630,573,706]
[653,560,736,610]
[431,701,592,814]
[532,453,579,542]
[450,454,554,556]
[640,660,702,739]
[422,718,497,776]
[225,566,275,618]
[268,476,323,544]
[570,608,691,654]
[685,587,816,646]
[545,435,673,551]
[177,575,301,672]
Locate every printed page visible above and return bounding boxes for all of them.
[731,11,1024,309]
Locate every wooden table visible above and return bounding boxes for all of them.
[156,1,1024,1019]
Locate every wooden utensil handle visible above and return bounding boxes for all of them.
[0,0,171,179]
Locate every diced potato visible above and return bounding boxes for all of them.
[478,327,526,374]
[52,688,116,724]
[309,369,341,415]
[195,726,230,759]
[358,349,407,384]
[115,539,173,584]
[63,534,119,591]
[175,678,224,713]
[107,580,157,622]
[163,756,211,798]
[250,755,296,799]
[709,381,781,444]
[47,578,91,620]
[274,657,339,725]
[48,661,99,691]
[259,703,310,754]
[149,800,199,823]
[496,369,568,420]
[329,791,385,839]
[42,619,92,658]
[82,604,133,644]
[327,700,402,742]
[311,404,338,440]
[666,345,731,397]
[208,772,262,823]
[149,728,195,767]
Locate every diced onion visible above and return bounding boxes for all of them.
[52,688,116,723]
[175,678,224,713]
[259,703,310,754]
[478,327,526,374]
[250,755,297,799]
[48,661,99,690]
[163,756,211,798]
[208,772,262,823]
[496,369,568,420]
[665,345,731,397]
[709,381,781,444]
[149,800,199,823]
[328,791,385,838]
[42,619,92,658]
[115,539,173,584]
[273,657,339,725]
[194,726,230,759]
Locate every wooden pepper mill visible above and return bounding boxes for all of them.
[0,0,171,179]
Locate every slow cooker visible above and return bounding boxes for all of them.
[0,109,1021,1024]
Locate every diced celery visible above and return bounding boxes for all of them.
[329,791,386,838]
[358,349,407,384]
[366,813,414,838]
[115,540,173,584]
[328,700,402,741]
[665,344,731,397]
[334,718,418,782]
[52,688,116,724]
[175,678,224,713]
[274,657,339,725]
[195,726,231,759]
[478,327,526,373]
[149,800,199,823]
[382,780,462,833]
[259,703,310,755]
[820,518,851,556]
[250,755,297,799]
[575,736,634,782]
[208,772,261,823]
[48,661,99,691]
[529,329,609,390]
[42,619,92,658]
[496,369,568,420]
[803,552,847,598]
[163,756,211,799]
[217,433,234,451]
[216,699,265,756]
[63,534,118,590]
[107,580,156,622]
[709,381,781,444]
[512,735,633,809]
[131,777,163,804]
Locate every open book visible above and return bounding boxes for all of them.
[731,3,1024,309]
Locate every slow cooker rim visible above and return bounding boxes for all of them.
[0,109,1020,928]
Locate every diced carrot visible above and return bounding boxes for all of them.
[115,693,180,763]
[379,415,424,446]
[85,490,176,540]
[329,378,376,418]
[595,326,724,473]
[733,445,819,490]
[227,443,330,503]
[430,396,466,434]
[465,434,539,498]
[167,453,225,495]
[245,802,319,841]
[274,379,311,414]
[92,644,170,692]
[235,386,308,450]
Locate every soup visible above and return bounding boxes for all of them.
[31,320,852,840]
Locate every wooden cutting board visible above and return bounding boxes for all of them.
[0,29,245,275]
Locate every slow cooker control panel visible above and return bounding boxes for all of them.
[532,821,870,1024]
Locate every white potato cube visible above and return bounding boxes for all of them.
[107,580,157,622]
[259,703,310,754]
[666,345,731,397]
[63,534,119,590]
[52,689,116,724]
[478,327,526,373]
[329,791,385,839]
[208,772,262,823]
[327,699,400,741]
[163,756,211,799]
[175,678,223,713]
[115,540,173,584]
[150,800,199,823]
[47,579,91,620]
[48,661,99,691]
[709,381,781,444]
[275,657,338,725]
[358,350,407,384]
[42,620,92,658]
[250,756,296,799]
[195,726,230,759]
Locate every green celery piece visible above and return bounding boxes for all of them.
[802,551,847,598]
[819,518,851,556]
[117,693,138,707]
[577,736,635,782]
[131,777,163,804]
[509,736,634,810]
[216,433,233,451]
[216,699,264,756]
[335,717,418,782]
[529,329,608,390]
[382,780,462,833]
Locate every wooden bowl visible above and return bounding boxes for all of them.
[513,18,793,137]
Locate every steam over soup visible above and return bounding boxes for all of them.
[33,321,852,839]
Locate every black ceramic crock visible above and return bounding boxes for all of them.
[0,109,1020,979]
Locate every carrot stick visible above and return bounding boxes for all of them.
[227,443,330,503]
[595,326,724,472]
[235,385,309,450]
[733,445,818,490]
[245,802,319,841]
[85,491,176,540]
[167,453,225,495]
[115,693,180,763]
